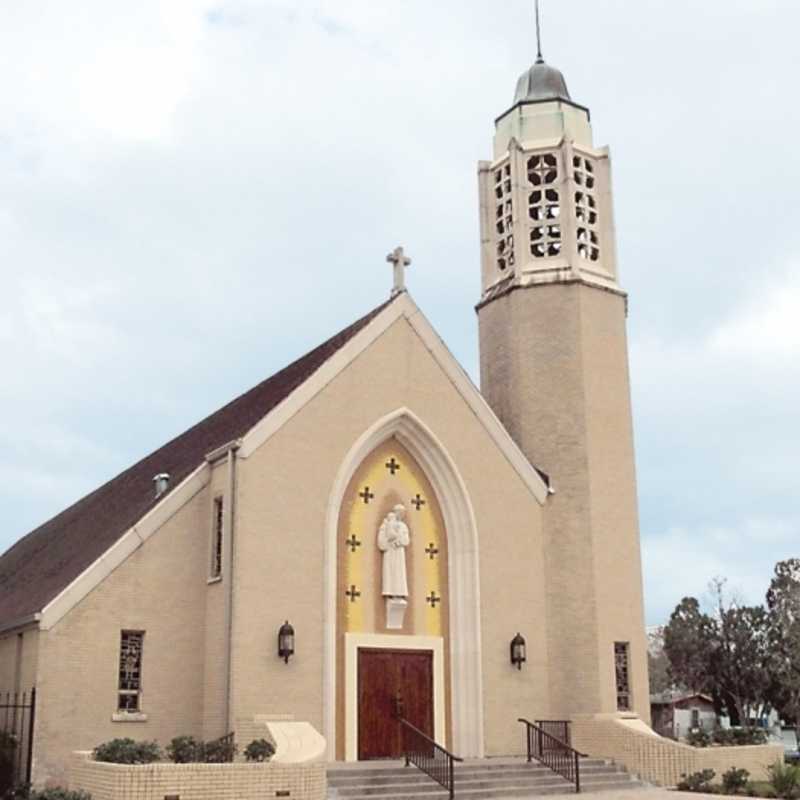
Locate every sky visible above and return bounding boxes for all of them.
[1,1,798,626]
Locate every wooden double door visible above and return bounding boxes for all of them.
[357,648,434,760]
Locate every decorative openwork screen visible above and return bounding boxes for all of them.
[528,154,561,258]
[574,155,600,263]
[614,641,631,711]
[211,497,224,579]
[494,162,514,272]
[118,631,144,712]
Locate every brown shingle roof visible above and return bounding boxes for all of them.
[0,297,395,627]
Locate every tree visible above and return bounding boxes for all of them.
[663,597,714,693]
[711,595,772,726]
[767,559,800,748]
[663,583,773,727]
[648,627,673,694]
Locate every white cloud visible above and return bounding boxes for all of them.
[709,265,800,362]
[642,517,800,626]
[0,0,799,626]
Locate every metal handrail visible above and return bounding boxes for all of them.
[535,719,573,747]
[399,718,463,799]
[519,718,584,793]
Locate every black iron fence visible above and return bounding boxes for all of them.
[0,689,36,792]
[400,718,463,799]
[519,717,583,793]
[536,719,572,748]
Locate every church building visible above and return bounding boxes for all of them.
[0,32,650,787]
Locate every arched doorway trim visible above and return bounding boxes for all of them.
[323,407,485,760]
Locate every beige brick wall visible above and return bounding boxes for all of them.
[230,316,550,758]
[478,282,649,722]
[69,752,325,800]
[34,493,211,786]
[0,626,38,693]
[202,462,230,740]
[33,307,653,780]
[572,717,784,786]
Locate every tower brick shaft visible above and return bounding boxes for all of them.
[477,57,650,721]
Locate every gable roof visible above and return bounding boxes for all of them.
[0,297,395,628]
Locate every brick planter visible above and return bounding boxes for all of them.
[572,717,785,787]
[69,752,326,800]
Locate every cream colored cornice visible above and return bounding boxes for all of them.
[0,614,41,636]
[35,293,548,632]
[240,293,549,504]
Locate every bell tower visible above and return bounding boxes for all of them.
[476,15,650,721]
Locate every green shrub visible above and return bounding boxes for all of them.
[713,728,769,747]
[2,789,92,800]
[768,761,800,800]
[244,739,275,763]
[687,728,711,748]
[0,733,17,796]
[166,736,202,764]
[92,738,161,765]
[0,785,27,800]
[723,767,751,795]
[201,736,237,764]
[678,769,716,792]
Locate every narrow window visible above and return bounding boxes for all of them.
[614,642,631,711]
[211,497,224,579]
[118,631,144,712]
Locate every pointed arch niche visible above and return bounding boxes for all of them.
[323,409,484,761]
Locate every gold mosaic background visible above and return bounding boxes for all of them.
[335,437,451,757]
[337,438,448,637]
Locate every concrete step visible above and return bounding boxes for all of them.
[327,757,643,800]
[328,764,625,786]
[329,762,617,783]
[331,776,576,796]
[329,784,643,800]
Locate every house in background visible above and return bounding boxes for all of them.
[650,692,717,740]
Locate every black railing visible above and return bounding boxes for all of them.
[205,731,236,762]
[536,719,572,748]
[0,688,36,791]
[400,718,463,800]
[519,717,583,793]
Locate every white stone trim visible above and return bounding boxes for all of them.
[400,303,548,504]
[39,464,211,631]
[0,615,40,636]
[111,712,148,723]
[344,633,445,762]
[33,294,546,647]
[324,409,485,761]
[238,300,408,460]
[239,293,547,503]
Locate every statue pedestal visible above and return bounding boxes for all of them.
[385,597,408,630]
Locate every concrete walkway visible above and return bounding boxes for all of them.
[507,792,738,800]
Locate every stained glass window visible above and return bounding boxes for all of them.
[118,631,144,712]
[211,497,224,579]
[614,641,631,711]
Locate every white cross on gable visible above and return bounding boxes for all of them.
[386,246,412,297]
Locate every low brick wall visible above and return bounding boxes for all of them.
[572,717,784,788]
[69,752,326,800]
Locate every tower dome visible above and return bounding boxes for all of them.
[514,57,571,105]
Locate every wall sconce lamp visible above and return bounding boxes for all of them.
[510,633,527,670]
[278,621,295,664]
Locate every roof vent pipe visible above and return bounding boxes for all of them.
[153,473,170,499]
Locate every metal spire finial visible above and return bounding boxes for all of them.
[535,0,544,63]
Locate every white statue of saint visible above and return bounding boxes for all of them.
[377,505,410,598]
